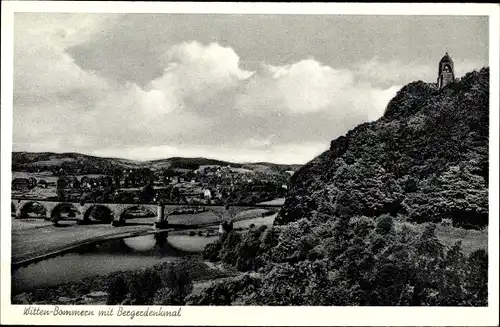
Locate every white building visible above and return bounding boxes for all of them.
[203,189,212,199]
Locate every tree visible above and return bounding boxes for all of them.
[128,268,162,305]
[375,214,395,235]
[140,184,156,203]
[107,274,128,305]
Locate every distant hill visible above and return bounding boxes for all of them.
[11,152,302,175]
[276,67,489,229]
[11,152,140,173]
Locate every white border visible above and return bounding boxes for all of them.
[1,2,499,326]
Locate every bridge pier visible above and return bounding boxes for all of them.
[219,220,233,242]
[51,210,61,226]
[111,220,122,227]
[154,231,168,245]
[154,204,168,229]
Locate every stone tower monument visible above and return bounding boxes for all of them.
[437,52,455,89]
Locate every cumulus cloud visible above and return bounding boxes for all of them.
[150,41,253,113]
[14,14,114,100]
[14,14,483,164]
[235,59,398,122]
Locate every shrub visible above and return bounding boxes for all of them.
[153,287,180,305]
[127,268,162,305]
[185,274,260,306]
[441,218,453,227]
[203,241,222,262]
[375,214,395,235]
[156,265,193,304]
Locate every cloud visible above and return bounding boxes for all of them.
[14,14,115,100]
[235,59,398,122]
[150,41,253,113]
[13,14,485,164]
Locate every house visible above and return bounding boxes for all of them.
[38,179,48,188]
[57,176,80,190]
[66,176,80,189]
[28,177,37,188]
[12,178,30,191]
[80,176,91,189]
[203,188,212,199]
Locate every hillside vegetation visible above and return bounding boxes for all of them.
[277,67,489,229]
[190,68,490,306]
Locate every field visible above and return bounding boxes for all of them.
[395,221,488,255]
[258,198,286,205]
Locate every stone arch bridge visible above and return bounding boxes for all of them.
[11,197,283,228]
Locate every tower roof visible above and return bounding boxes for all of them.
[439,52,454,64]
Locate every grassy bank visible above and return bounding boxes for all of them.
[395,220,488,255]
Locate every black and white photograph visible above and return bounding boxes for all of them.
[1,2,499,326]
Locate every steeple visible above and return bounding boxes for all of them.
[437,52,455,89]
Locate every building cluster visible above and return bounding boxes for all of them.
[12,164,290,204]
[11,177,38,191]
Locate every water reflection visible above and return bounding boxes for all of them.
[122,235,157,251]
[12,232,217,293]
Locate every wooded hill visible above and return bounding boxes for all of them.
[277,67,489,229]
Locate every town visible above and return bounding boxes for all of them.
[11,160,293,207]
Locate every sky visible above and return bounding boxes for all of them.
[12,13,489,164]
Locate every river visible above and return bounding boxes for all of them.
[12,214,275,293]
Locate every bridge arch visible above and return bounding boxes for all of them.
[82,205,114,224]
[163,205,227,226]
[50,202,81,222]
[115,205,157,226]
[17,201,48,219]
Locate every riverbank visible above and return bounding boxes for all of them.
[12,255,238,305]
[11,211,278,304]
